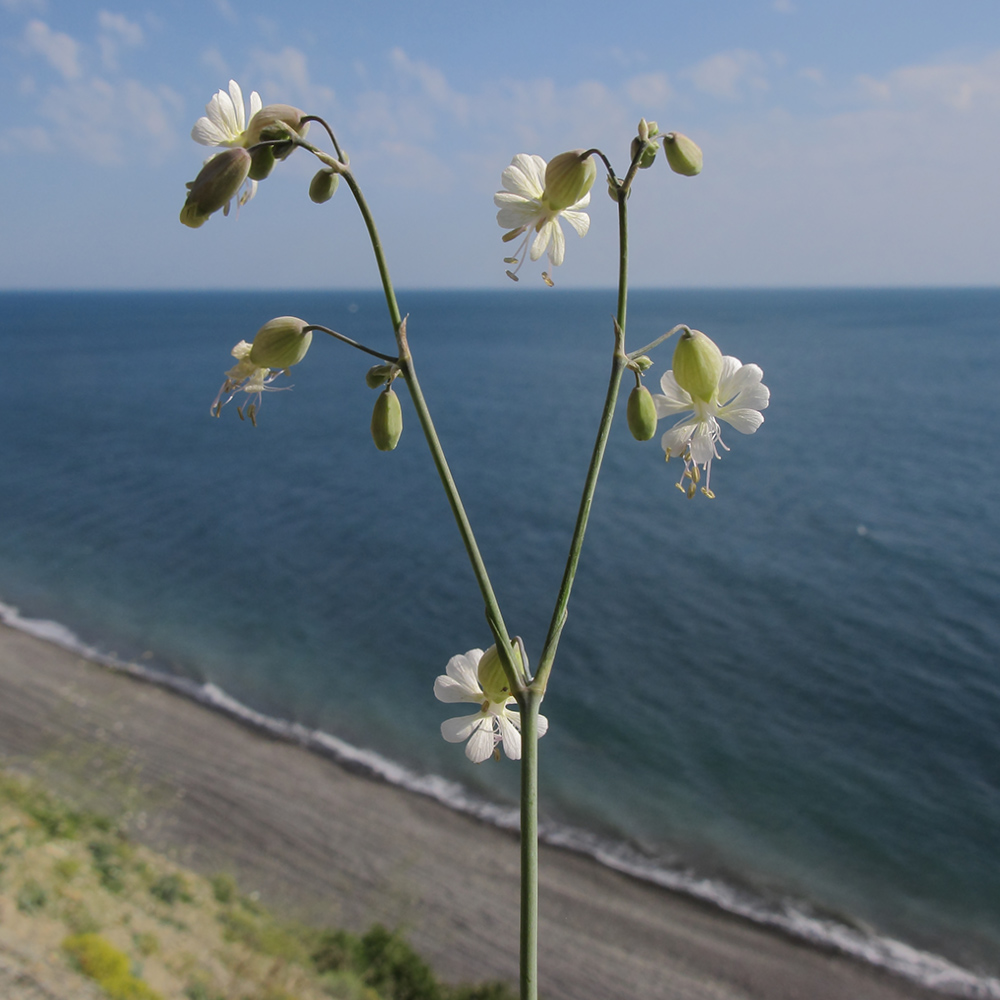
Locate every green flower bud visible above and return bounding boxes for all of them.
[309,169,340,204]
[245,104,309,159]
[371,388,402,452]
[627,385,658,441]
[249,317,312,369]
[365,364,394,388]
[631,355,653,372]
[672,329,722,402]
[476,643,522,703]
[248,144,276,181]
[630,136,659,169]
[543,150,597,211]
[179,148,251,228]
[663,132,703,176]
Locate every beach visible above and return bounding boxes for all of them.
[0,622,944,1000]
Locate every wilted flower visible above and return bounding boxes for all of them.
[494,152,594,282]
[191,80,263,148]
[653,353,769,498]
[211,340,284,425]
[434,647,548,763]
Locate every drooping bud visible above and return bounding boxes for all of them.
[180,148,252,228]
[365,364,394,388]
[672,329,722,402]
[543,150,597,211]
[631,355,653,372]
[245,105,309,158]
[371,388,402,451]
[476,643,522,703]
[309,169,340,204]
[663,132,703,176]
[249,317,312,369]
[627,385,658,441]
[248,144,276,181]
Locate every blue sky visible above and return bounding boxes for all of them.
[3,0,1000,288]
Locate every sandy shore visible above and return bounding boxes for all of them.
[0,623,941,1000]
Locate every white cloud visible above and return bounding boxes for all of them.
[625,72,672,108]
[250,45,335,111]
[24,19,81,80]
[856,51,1000,112]
[772,0,795,12]
[684,49,769,100]
[390,47,469,123]
[97,10,143,71]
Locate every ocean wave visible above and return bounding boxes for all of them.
[2,598,998,999]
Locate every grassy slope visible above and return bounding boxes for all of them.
[0,769,514,1000]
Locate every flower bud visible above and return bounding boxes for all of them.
[630,136,659,169]
[477,643,522,703]
[309,169,340,204]
[627,385,658,441]
[365,364,394,388]
[543,150,597,211]
[180,148,252,228]
[672,329,722,402]
[249,317,312,369]
[245,104,309,158]
[663,132,703,176]
[631,355,653,372]
[371,388,402,451]
[248,144,276,181]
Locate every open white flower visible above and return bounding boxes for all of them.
[191,80,263,148]
[494,153,591,282]
[434,648,548,763]
[211,340,285,426]
[653,355,769,498]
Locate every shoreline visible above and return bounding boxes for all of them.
[0,622,949,1000]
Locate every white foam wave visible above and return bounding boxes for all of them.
[2,598,998,998]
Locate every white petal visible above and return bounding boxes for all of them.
[718,361,768,411]
[228,80,246,132]
[249,91,262,119]
[719,407,764,435]
[191,116,226,145]
[654,371,694,416]
[561,209,590,237]
[688,418,720,465]
[501,154,546,199]
[438,649,483,699]
[495,195,544,230]
[465,719,497,763]
[661,417,696,456]
[546,219,566,266]
[441,712,485,743]
[434,674,480,703]
[529,220,554,262]
[496,713,521,759]
[537,713,549,738]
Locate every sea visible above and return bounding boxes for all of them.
[1,288,998,996]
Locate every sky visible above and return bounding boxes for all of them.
[2,0,1000,289]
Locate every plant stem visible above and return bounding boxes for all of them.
[534,184,631,694]
[519,690,540,1000]
[338,169,520,676]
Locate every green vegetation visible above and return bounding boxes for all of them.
[64,933,165,1000]
[0,768,516,1000]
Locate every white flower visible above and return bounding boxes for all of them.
[494,154,591,282]
[191,80,263,148]
[653,355,769,498]
[434,648,548,763]
[211,340,285,426]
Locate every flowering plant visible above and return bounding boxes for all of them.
[179,83,767,1000]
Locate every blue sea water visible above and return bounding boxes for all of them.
[1,288,998,995]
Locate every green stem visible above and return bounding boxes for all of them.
[338,168,521,679]
[519,691,540,1000]
[533,184,631,694]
